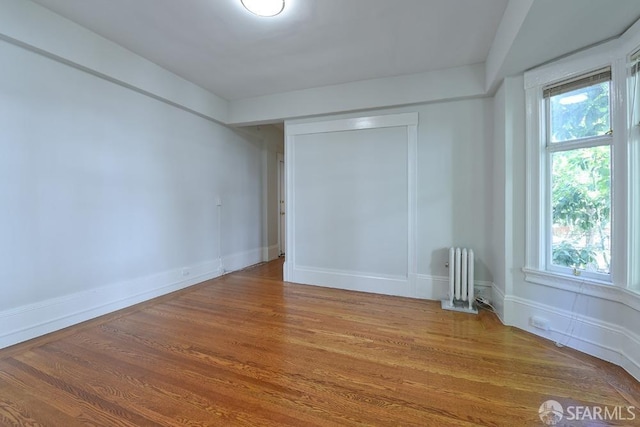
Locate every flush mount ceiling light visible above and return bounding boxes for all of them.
[241,0,285,17]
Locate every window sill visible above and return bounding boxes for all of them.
[522,268,640,311]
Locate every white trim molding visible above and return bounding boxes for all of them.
[415,275,493,302]
[0,259,223,349]
[284,113,419,297]
[523,268,640,312]
[524,31,635,295]
[222,248,264,274]
[491,283,507,324]
[288,268,492,302]
[0,245,273,350]
[293,266,413,298]
[263,244,281,262]
[0,0,228,124]
[502,294,640,381]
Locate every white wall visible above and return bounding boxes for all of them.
[490,76,526,320]
[0,0,228,123]
[416,99,494,284]
[491,82,507,309]
[229,64,486,125]
[295,126,409,277]
[0,35,265,348]
[285,99,494,299]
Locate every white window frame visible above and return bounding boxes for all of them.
[524,48,629,292]
[629,48,640,292]
[543,71,613,281]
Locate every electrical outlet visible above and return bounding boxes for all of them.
[530,316,550,331]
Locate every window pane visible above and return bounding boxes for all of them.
[549,82,610,143]
[551,146,611,274]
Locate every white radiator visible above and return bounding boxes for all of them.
[441,247,478,314]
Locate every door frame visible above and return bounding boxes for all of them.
[277,152,285,257]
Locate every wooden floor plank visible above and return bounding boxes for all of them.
[0,258,638,426]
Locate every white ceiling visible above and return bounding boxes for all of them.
[495,0,640,84]
[31,0,509,100]
[27,0,640,107]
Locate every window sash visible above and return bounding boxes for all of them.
[545,133,612,153]
[631,49,640,75]
[545,145,612,280]
[631,57,640,126]
[544,80,612,145]
[542,73,613,281]
[543,67,611,98]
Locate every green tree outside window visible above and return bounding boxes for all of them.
[549,82,611,274]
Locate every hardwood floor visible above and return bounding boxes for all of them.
[0,258,638,426]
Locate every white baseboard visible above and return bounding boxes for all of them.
[416,275,493,301]
[503,295,640,382]
[287,265,492,301]
[0,246,270,350]
[415,274,447,299]
[0,259,223,350]
[491,283,506,324]
[620,328,640,382]
[222,248,263,273]
[290,265,414,297]
[262,244,280,262]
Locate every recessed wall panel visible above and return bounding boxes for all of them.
[294,127,408,277]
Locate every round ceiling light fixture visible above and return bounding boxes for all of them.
[241,0,285,17]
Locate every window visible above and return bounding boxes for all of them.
[524,35,640,295]
[544,69,612,279]
[525,37,640,297]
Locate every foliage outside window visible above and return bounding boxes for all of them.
[545,73,612,276]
